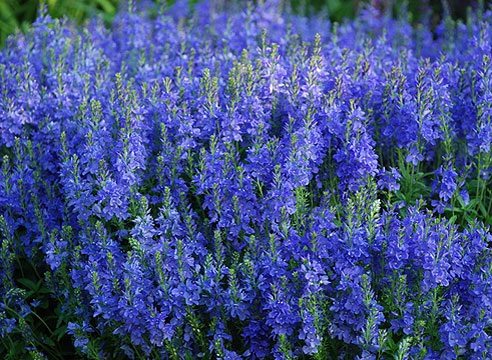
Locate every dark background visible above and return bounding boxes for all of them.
[0,0,486,45]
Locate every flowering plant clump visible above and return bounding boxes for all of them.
[1,0,492,359]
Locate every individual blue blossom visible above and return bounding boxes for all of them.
[431,161,458,213]
[405,145,424,166]
[67,321,94,351]
[377,167,401,192]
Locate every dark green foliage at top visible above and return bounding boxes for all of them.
[1,0,119,45]
[0,0,482,46]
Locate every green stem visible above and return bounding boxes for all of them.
[476,152,483,208]
[2,300,53,336]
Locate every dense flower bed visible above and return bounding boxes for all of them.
[1,1,492,359]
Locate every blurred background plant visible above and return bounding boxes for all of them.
[0,0,119,45]
[0,0,482,46]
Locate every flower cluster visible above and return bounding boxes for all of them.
[1,1,492,359]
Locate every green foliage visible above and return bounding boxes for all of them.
[0,260,76,359]
[0,0,118,45]
[0,0,478,47]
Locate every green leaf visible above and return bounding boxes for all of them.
[55,308,68,328]
[43,337,55,347]
[17,278,39,291]
[52,325,68,342]
[456,194,465,208]
[384,331,398,353]
[96,0,116,15]
[414,180,428,189]
[479,201,487,217]
[468,198,479,208]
